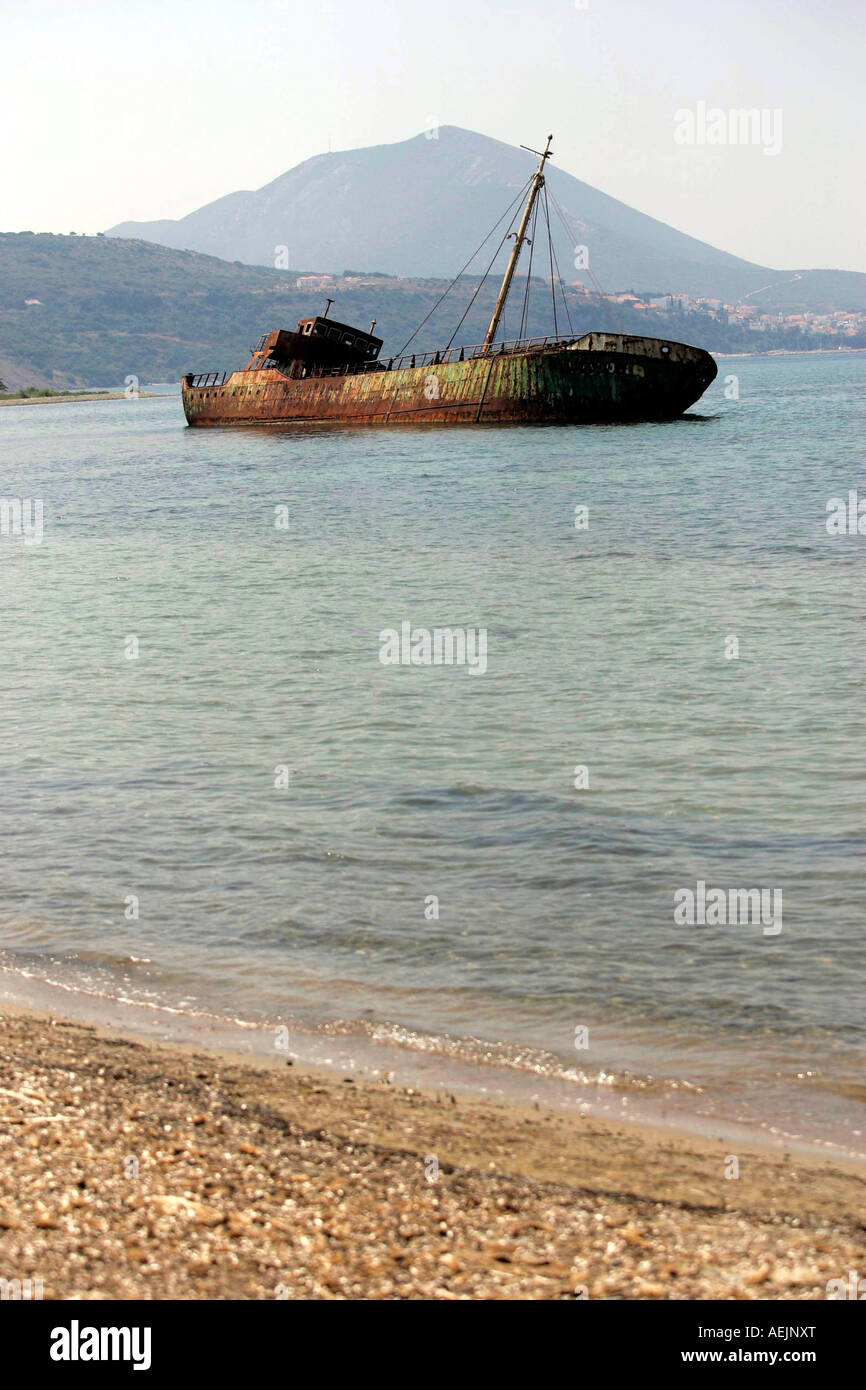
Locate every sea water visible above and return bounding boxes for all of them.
[1,354,864,1157]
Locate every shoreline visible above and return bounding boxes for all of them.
[0,391,164,407]
[1,1001,864,1299]
[3,963,864,1172]
[711,347,866,357]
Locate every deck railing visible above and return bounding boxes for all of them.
[316,334,579,379]
[189,335,582,388]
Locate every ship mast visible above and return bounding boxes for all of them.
[482,135,553,354]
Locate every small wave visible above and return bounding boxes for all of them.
[317,1015,703,1095]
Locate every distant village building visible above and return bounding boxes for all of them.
[295,275,336,291]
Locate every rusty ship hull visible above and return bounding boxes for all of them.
[182,332,717,427]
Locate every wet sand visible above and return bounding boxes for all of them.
[1,1004,863,1300]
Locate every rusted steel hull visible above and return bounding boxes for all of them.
[182,334,717,427]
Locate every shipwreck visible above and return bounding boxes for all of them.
[182,136,717,427]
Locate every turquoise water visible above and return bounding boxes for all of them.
[1,355,864,1154]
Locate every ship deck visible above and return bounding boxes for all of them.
[187,332,703,390]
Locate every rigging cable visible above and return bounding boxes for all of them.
[543,184,574,336]
[518,196,539,341]
[396,176,534,356]
[442,210,525,352]
[546,186,623,331]
[542,183,558,338]
[549,231,575,337]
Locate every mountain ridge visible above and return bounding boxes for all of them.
[106,126,866,311]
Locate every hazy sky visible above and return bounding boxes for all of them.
[4,0,864,270]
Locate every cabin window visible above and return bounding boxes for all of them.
[303,323,312,334]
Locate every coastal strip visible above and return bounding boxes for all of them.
[0,392,164,407]
[1,1006,863,1300]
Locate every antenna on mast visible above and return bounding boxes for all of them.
[482,135,553,353]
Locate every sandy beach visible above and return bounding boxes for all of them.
[1,1004,863,1300]
[0,392,162,407]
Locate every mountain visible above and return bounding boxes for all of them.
[1,232,859,390]
[107,126,866,311]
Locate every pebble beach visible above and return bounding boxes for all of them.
[1,1006,864,1300]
